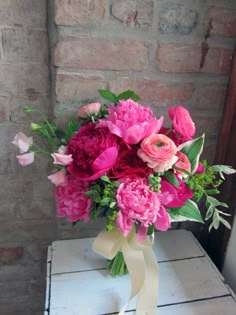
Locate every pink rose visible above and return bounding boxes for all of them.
[48,169,67,186]
[116,177,162,238]
[174,151,191,177]
[12,132,33,153]
[77,102,101,118]
[16,152,34,166]
[169,106,195,140]
[97,99,163,144]
[51,153,73,166]
[138,134,178,172]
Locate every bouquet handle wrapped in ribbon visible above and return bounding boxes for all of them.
[12,89,235,315]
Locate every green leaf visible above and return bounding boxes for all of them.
[65,119,80,142]
[117,90,140,102]
[207,196,228,208]
[100,197,111,206]
[205,204,215,220]
[100,175,111,183]
[219,216,231,230]
[98,90,118,103]
[163,172,180,188]
[170,200,204,223]
[211,165,236,175]
[147,225,154,235]
[172,165,191,176]
[179,134,205,173]
[109,201,116,208]
[23,106,32,112]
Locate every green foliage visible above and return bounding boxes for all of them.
[98,89,141,105]
[148,173,161,192]
[163,171,179,188]
[169,200,204,223]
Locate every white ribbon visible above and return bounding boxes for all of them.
[92,228,159,315]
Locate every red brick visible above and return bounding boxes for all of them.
[56,72,105,101]
[111,0,153,28]
[193,85,227,111]
[193,113,221,139]
[205,6,236,37]
[157,44,233,75]
[109,78,193,106]
[54,0,105,26]
[0,247,23,264]
[54,37,149,71]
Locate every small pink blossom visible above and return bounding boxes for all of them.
[16,152,34,166]
[196,162,205,174]
[97,99,163,144]
[138,134,178,172]
[77,102,101,118]
[174,151,191,177]
[51,153,73,166]
[12,132,33,153]
[169,105,196,140]
[116,177,162,238]
[48,169,67,186]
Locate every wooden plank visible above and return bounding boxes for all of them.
[49,257,230,315]
[45,246,52,312]
[51,230,204,275]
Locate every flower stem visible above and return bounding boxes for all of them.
[107,252,128,276]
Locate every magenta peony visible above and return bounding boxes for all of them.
[138,134,178,172]
[169,105,196,140]
[116,177,162,238]
[97,99,163,144]
[55,175,92,222]
[66,122,123,180]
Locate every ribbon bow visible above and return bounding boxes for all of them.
[93,228,159,315]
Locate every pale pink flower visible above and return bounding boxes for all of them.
[169,105,196,139]
[12,132,33,153]
[51,153,73,166]
[48,169,67,186]
[55,175,92,222]
[58,145,67,155]
[138,134,178,172]
[77,102,101,118]
[16,152,34,166]
[174,151,191,177]
[97,99,163,144]
[116,177,162,238]
[154,206,171,231]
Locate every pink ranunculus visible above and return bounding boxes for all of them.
[16,152,34,166]
[160,178,193,208]
[154,206,171,231]
[48,169,67,186]
[138,134,178,172]
[66,122,123,180]
[169,105,196,140]
[174,151,191,177]
[97,99,163,144]
[55,175,92,222]
[12,132,33,153]
[77,102,101,118]
[116,177,162,238]
[51,153,73,166]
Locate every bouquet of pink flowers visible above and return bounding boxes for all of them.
[13,90,235,277]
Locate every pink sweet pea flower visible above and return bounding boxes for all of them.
[58,145,67,155]
[48,169,67,186]
[138,134,178,172]
[12,132,33,153]
[97,99,163,144]
[77,102,101,118]
[16,152,34,166]
[169,105,196,140]
[174,151,191,177]
[51,153,73,166]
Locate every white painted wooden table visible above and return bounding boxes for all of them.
[45,229,236,315]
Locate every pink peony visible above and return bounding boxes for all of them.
[67,122,123,180]
[154,206,171,231]
[51,153,73,166]
[48,169,67,186]
[55,175,92,222]
[160,178,193,208]
[77,102,101,118]
[169,106,196,140]
[16,152,34,166]
[97,99,163,144]
[12,132,33,153]
[116,177,162,238]
[138,134,178,172]
[174,151,191,177]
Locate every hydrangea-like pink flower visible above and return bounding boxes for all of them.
[77,102,101,118]
[16,152,34,166]
[55,175,92,222]
[12,132,33,153]
[169,106,195,140]
[48,169,67,186]
[51,153,73,166]
[97,99,163,144]
[138,134,178,172]
[116,177,169,239]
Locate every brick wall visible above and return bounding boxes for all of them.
[0,1,58,314]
